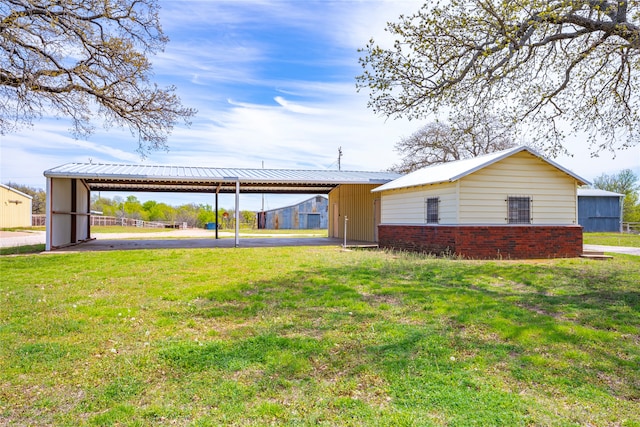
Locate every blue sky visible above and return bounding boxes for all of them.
[1,0,638,211]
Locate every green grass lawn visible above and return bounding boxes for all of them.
[583,232,640,247]
[1,247,639,426]
[0,244,45,256]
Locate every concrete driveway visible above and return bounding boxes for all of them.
[1,230,638,255]
[583,244,640,256]
[54,236,355,252]
[0,230,46,248]
[0,229,366,251]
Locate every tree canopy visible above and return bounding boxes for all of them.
[90,194,256,228]
[390,115,517,173]
[592,168,640,222]
[0,0,196,154]
[357,0,640,156]
[593,169,639,196]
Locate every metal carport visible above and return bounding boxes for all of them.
[43,163,400,251]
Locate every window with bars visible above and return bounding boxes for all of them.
[507,196,531,224]
[425,197,439,223]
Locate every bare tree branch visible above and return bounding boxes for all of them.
[357,0,640,156]
[0,0,196,155]
[389,115,518,173]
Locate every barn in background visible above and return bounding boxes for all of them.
[257,196,328,230]
[577,189,624,232]
[0,184,33,228]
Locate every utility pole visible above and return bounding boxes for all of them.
[338,147,343,171]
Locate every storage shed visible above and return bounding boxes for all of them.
[577,189,624,232]
[328,184,384,243]
[372,146,590,259]
[0,184,33,228]
[257,196,328,229]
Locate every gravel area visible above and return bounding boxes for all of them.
[2,230,638,255]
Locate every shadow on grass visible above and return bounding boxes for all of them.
[156,254,639,424]
[0,243,45,255]
[3,248,639,425]
[160,333,326,376]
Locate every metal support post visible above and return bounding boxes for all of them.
[235,180,240,247]
[343,215,348,249]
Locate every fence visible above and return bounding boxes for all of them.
[32,215,183,229]
[623,222,640,233]
[32,214,639,233]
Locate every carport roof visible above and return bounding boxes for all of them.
[44,163,401,194]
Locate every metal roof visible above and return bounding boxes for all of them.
[578,188,625,197]
[43,163,401,194]
[0,183,33,199]
[372,146,590,192]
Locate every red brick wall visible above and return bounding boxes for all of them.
[378,225,583,259]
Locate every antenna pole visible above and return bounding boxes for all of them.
[338,147,343,171]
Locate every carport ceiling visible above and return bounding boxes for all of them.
[44,163,401,194]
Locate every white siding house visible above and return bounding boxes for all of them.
[373,146,590,259]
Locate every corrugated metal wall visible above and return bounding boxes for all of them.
[258,196,328,229]
[578,196,622,232]
[328,184,380,242]
[47,178,91,249]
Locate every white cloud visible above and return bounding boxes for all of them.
[273,96,327,115]
[327,0,425,49]
[145,78,416,172]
